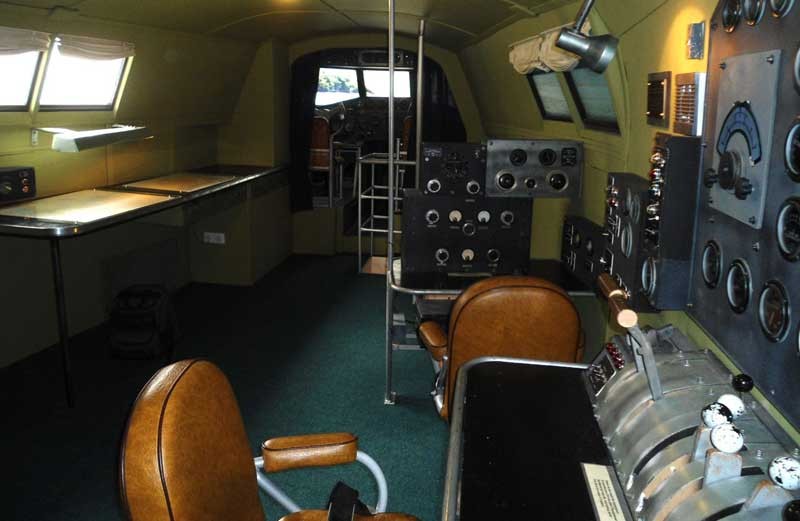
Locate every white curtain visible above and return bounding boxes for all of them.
[0,25,50,56]
[58,34,135,60]
[509,21,591,75]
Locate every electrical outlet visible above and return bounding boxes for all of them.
[202,232,226,245]
[31,130,39,146]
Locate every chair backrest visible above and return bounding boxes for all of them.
[442,276,582,419]
[120,359,266,521]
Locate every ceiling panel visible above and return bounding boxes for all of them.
[213,12,358,43]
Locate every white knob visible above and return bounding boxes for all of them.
[462,249,475,262]
[716,394,746,419]
[702,402,733,428]
[710,423,744,453]
[477,211,491,224]
[768,456,800,490]
[449,210,463,223]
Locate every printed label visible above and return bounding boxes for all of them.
[581,463,629,521]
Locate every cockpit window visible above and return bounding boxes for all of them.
[363,70,411,98]
[316,67,360,106]
[527,72,572,122]
[565,67,620,133]
[0,51,41,110]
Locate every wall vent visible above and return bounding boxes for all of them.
[646,71,671,127]
[674,72,706,136]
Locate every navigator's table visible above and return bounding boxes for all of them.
[0,166,287,406]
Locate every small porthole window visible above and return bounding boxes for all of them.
[527,71,572,122]
[39,34,134,111]
[565,67,620,133]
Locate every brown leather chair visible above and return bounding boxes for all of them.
[418,276,584,421]
[120,359,418,521]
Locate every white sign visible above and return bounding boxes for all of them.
[582,463,629,521]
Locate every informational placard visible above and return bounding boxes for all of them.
[581,463,631,521]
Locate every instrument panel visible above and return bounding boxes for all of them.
[690,0,800,428]
[484,139,583,198]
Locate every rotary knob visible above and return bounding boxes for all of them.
[466,180,481,195]
[462,222,477,237]
[719,151,742,190]
[477,211,491,224]
[486,249,501,263]
[449,210,463,224]
[497,172,515,190]
[702,402,734,428]
[704,168,719,188]
[435,248,450,264]
[500,211,515,226]
[732,374,754,393]
[734,177,753,200]
[461,249,475,262]
[769,457,800,491]
[785,500,800,520]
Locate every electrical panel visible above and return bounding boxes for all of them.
[561,215,605,293]
[0,167,36,204]
[485,139,583,199]
[419,142,487,197]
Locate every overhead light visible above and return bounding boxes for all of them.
[556,0,619,73]
[37,125,152,153]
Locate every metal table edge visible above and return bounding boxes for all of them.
[441,356,590,521]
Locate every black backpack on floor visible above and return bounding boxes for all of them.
[109,285,179,359]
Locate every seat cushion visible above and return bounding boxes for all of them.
[280,511,419,521]
[418,321,447,361]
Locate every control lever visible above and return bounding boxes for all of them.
[739,456,800,513]
[597,273,662,401]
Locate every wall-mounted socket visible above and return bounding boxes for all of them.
[30,130,39,147]
[202,232,226,245]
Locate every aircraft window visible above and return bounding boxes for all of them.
[316,67,360,106]
[565,67,620,133]
[527,72,572,122]
[39,37,130,110]
[363,70,411,98]
[0,51,41,110]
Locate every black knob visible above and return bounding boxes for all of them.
[0,181,13,196]
[719,151,741,190]
[704,168,719,188]
[732,374,754,393]
[785,500,800,521]
[735,177,753,200]
[510,149,528,166]
[466,180,481,195]
[549,172,567,191]
[462,222,476,237]
[497,172,516,190]
[524,178,537,189]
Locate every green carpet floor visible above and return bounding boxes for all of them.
[1,255,448,521]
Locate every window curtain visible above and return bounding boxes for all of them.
[408,56,467,160]
[0,26,50,55]
[289,52,321,212]
[57,34,135,60]
[508,21,591,74]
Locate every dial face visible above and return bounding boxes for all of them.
[743,0,766,24]
[628,189,641,222]
[510,148,528,167]
[770,0,796,17]
[758,281,791,342]
[722,0,743,32]
[726,260,752,313]
[641,257,657,297]
[702,241,723,288]
[787,121,800,180]
[538,148,557,167]
[620,223,633,258]
[777,199,800,260]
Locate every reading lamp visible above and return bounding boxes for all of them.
[556,0,619,73]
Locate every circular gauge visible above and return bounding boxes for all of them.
[743,0,766,24]
[538,148,557,167]
[642,257,657,297]
[620,223,633,258]
[702,241,723,288]
[758,281,791,342]
[787,121,800,181]
[510,149,528,167]
[770,0,796,17]
[777,199,800,260]
[585,238,594,257]
[630,193,641,222]
[722,0,743,32]
[726,259,752,313]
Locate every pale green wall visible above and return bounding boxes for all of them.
[0,6,260,367]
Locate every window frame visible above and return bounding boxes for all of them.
[564,68,621,134]
[37,42,130,113]
[526,71,573,123]
[362,68,412,99]
[0,51,44,113]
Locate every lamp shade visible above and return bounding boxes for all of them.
[556,29,619,73]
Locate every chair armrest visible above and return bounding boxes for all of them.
[418,321,447,361]
[261,432,358,473]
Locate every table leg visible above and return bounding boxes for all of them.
[50,239,75,407]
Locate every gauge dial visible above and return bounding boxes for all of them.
[627,189,641,222]
[743,0,766,24]
[770,0,796,17]
[702,241,723,288]
[723,0,743,32]
[726,260,752,313]
[758,281,790,342]
[642,257,657,297]
[777,199,800,261]
[788,121,800,181]
[620,223,633,258]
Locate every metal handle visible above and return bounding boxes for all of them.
[597,273,638,328]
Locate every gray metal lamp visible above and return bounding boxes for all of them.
[555,0,619,73]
